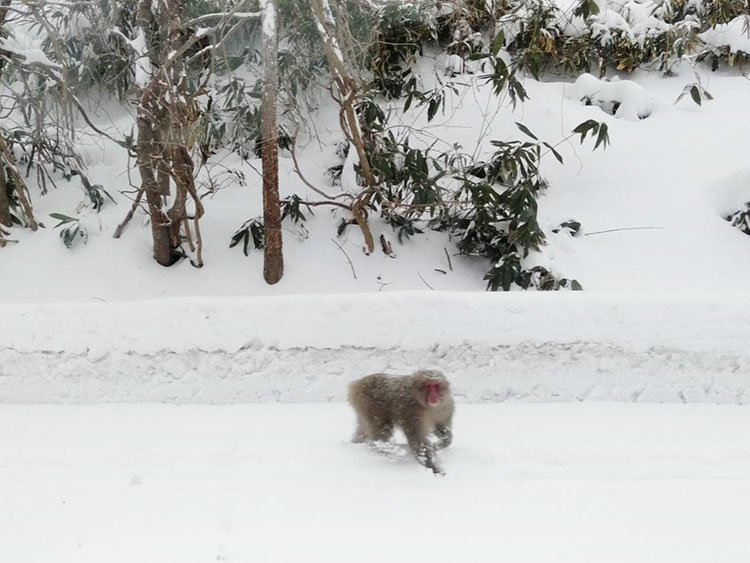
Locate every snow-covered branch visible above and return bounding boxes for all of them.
[183,10,260,28]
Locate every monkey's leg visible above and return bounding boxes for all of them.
[371,418,394,442]
[435,423,453,449]
[352,418,367,443]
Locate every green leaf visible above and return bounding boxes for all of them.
[404,93,413,112]
[49,212,78,228]
[427,98,440,122]
[593,123,609,150]
[490,30,505,56]
[573,121,596,144]
[574,0,600,18]
[690,85,702,106]
[573,119,597,135]
[229,231,245,248]
[515,122,538,140]
[543,142,564,164]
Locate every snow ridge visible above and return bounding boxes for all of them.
[2,292,750,404]
[1,341,748,404]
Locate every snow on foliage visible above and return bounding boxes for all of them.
[565,73,655,119]
[699,16,750,54]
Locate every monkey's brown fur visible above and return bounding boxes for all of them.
[348,369,454,474]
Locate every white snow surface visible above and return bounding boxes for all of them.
[3,403,750,562]
[2,291,750,404]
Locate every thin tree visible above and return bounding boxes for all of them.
[260,0,283,284]
[310,0,375,253]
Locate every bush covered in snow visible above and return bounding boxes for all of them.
[0,0,747,293]
[497,0,750,75]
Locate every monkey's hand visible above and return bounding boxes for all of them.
[434,425,453,450]
[412,443,445,476]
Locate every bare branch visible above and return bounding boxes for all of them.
[290,139,352,201]
[113,187,145,239]
[331,238,357,279]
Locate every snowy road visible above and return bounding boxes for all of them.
[3,403,750,562]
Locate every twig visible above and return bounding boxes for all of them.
[302,199,352,211]
[113,186,145,238]
[70,94,128,148]
[289,140,351,201]
[443,247,453,271]
[418,272,434,290]
[331,238,357,279]
[585,226,664,236]
[377,280,394,292]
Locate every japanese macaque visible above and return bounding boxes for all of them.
[348,369,454,475]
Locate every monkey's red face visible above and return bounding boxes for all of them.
[424,381,441,406]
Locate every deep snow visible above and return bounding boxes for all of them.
[3,403,750,563]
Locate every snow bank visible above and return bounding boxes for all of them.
[710,168,750,218]
[2,292,750,404]
[565,73,655,120]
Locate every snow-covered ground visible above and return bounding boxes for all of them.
[2,291,750,403]
[5,8,750,562]
[3,403,750,563]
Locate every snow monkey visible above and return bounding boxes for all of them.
[348,369,454,475]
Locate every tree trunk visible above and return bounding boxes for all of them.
[0,169,10,228]
[134,0,171,265]
[0,0,10,228]
[136,95,173,266]
[260,0,283,284]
